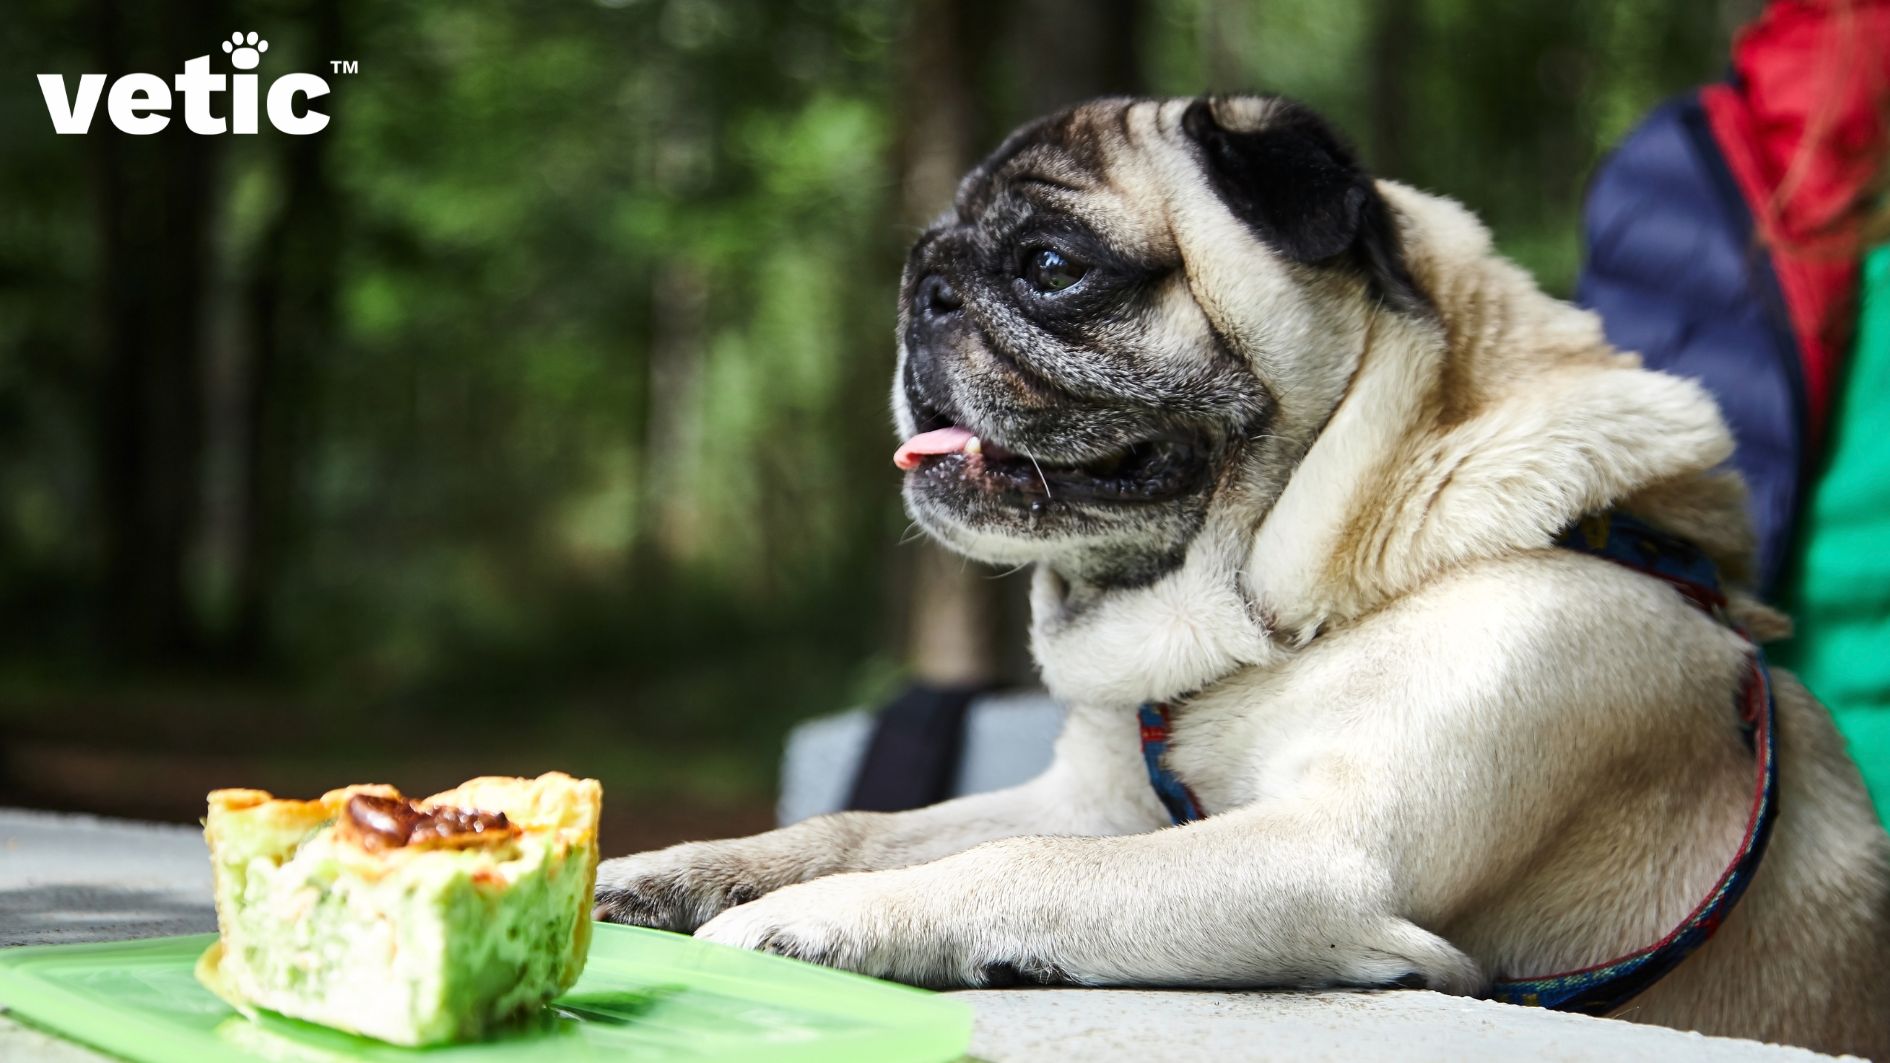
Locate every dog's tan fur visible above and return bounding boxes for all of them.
[597,98,1890,1057]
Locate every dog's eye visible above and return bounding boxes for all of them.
[1023,247,1087,293]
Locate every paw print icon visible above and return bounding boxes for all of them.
[222,31,268,70]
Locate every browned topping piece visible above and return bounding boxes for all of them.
[344,793,514,851]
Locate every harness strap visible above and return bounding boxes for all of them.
[1138,702,1203,825]
[1136,511,1780,1015]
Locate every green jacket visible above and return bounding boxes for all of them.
[1775,245,1890,821]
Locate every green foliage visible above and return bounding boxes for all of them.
[0,0,1737,801]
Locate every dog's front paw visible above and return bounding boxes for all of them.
[593,841,776,933]
[695,870,1066,988]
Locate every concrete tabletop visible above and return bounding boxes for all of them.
[0,808,1846,1062]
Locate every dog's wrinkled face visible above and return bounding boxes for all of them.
[894,96,1427,587]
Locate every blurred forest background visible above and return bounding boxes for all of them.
[0,0,1756,849]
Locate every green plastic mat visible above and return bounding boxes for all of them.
[0,923,971,1062]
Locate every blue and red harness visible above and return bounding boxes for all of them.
[1138,511,1779,1016]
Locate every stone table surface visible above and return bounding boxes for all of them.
[0,808,1847,1062]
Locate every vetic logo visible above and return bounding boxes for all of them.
[37,31,349,136]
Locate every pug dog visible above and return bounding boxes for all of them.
[596,96,1890,1057]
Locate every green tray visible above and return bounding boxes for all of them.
[0,923,971,1062]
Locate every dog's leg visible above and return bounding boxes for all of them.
[594,703,1166,931]
[692,805,1484,993]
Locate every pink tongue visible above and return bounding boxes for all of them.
[894,426,976,471]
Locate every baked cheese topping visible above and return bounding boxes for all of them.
[339,793,517,851]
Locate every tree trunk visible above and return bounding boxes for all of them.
[897,0,1147,687]
[92,0,225,660]
[1201,0,1252,92]
[230,0,346,659]
[896,0,1000,687]
[1013,0,1146,114]
[640,259,708,571]
[1367,0,1421,177]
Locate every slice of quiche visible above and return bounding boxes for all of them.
[197,772,601,1046]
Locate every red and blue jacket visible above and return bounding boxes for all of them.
[1576,0,1889,593]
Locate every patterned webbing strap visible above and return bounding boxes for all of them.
[1138,702,1203,825]
[1135,511,1779,1016]
[1486,512,1779,1014]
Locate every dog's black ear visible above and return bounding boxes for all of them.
[1182,98,1428,313]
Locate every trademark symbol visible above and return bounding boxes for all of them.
[329,60,358,75]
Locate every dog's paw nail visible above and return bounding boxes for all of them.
[594,849,775,932]
[591,886,657,925]
[752,925,844,967]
